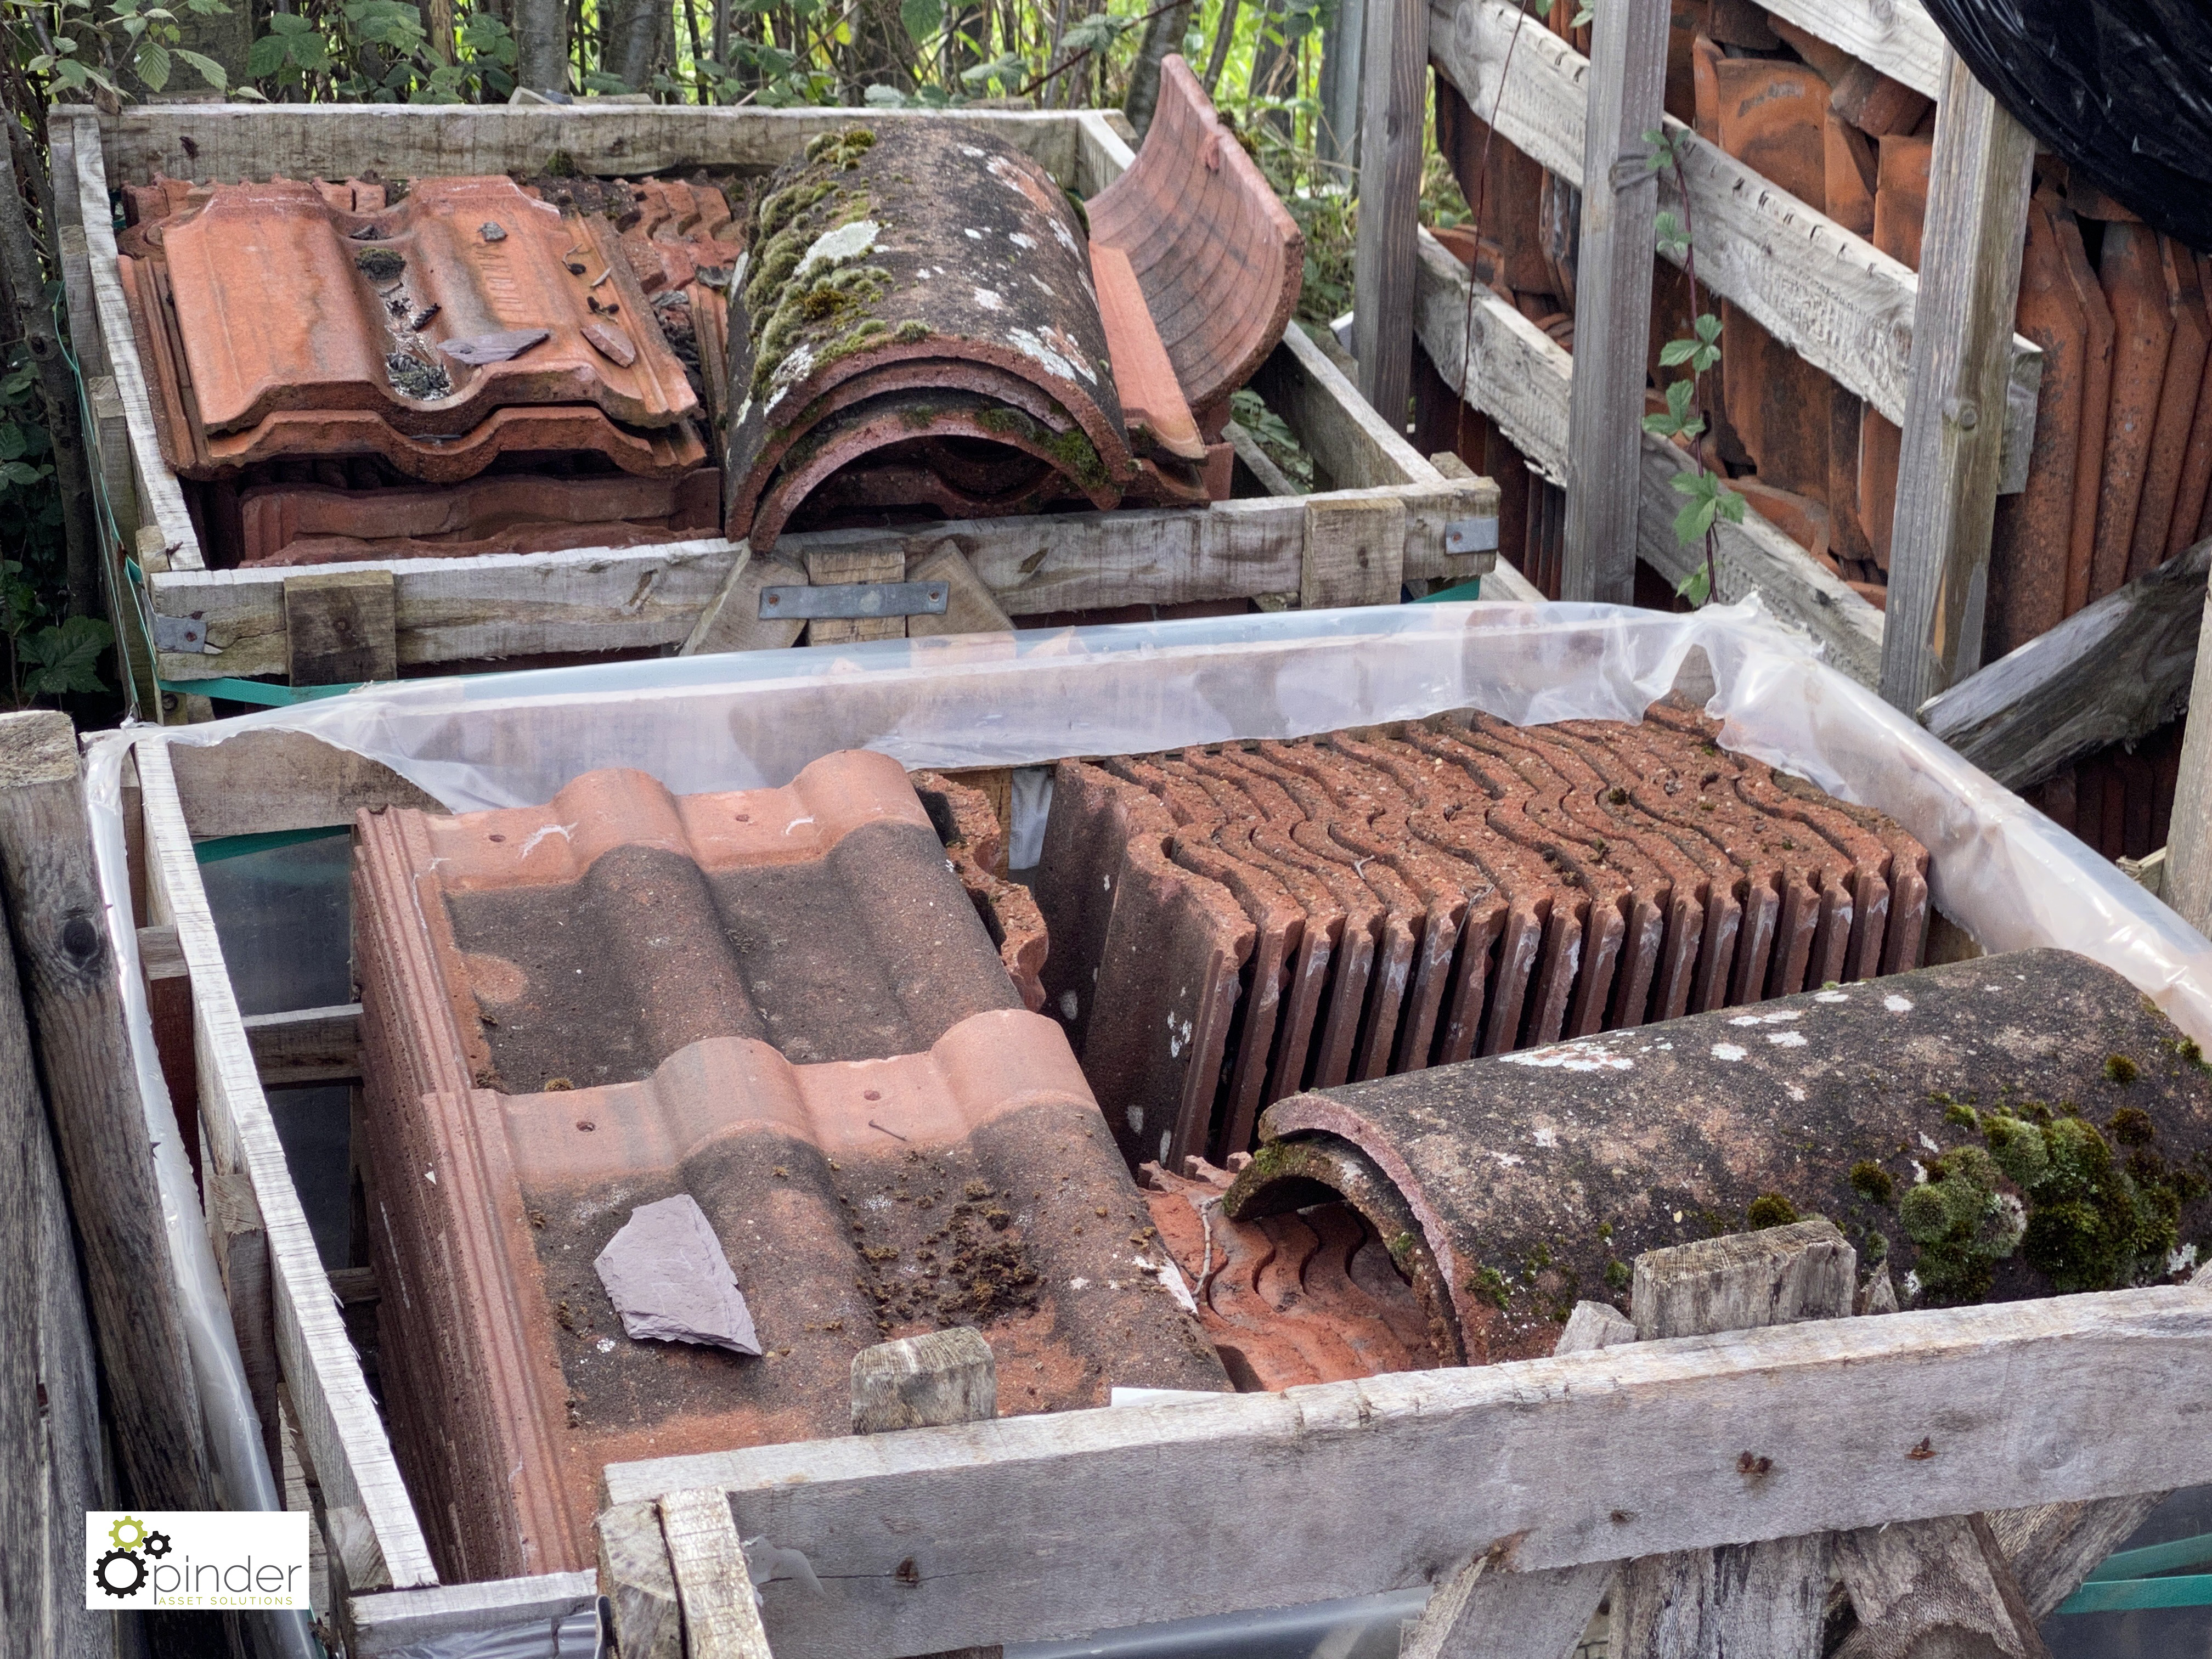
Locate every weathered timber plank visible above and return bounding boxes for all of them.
[2166,583,2212,935]
[1916,537,2209,789]
[68,115,200,571]
[1877,50,2038,710]
[1561,0,1669,603]
[136,740,436,1591]
[0,712,211,1515]
[602,1286,2212,1659]
[164,730,441,838]
[597,1502,682,1659]
[99,105,1082,193]
[285,571,399,686]
[661,1489,776,1659]
[1352,0,1425,421]
[1752,0,1947,101]
[1411,231,1884,680]
[1831,1512,2044,1658]
[242,1003,363,1086]
[1427,0,2039,467]
[346,1571,598,1658]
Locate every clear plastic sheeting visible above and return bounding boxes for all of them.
[146,598,2212,1043]
[381,1604,603,1658]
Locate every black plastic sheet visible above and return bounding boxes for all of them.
[1918,0,2212,249]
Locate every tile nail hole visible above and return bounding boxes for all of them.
[575,1120,596,1132]
[864,1090,881,1102]
[488,833,505,842]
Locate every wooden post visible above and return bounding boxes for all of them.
[1317,0,1365,171]
[284,569,398,686]
[599,1500,684,1659]
[1612,1220,1856,1658]
[0,710,212,1514]
[682,549,810,656]
[1559,0,1669,604]
[661,1487,777,1659]
[1351,0,1424,424]
[2161,583,2212,934]
[851,1328,997,1434]
[1877,48,2037,712]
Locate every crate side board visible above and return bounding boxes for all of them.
[133,738,438,1590]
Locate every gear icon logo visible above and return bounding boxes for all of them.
[93,1548,145,1599]
[107,1515,147,1551]
[142,1531,173,1560]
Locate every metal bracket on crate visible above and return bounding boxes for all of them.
[1444,516,1502,555]
[151,613,214,654]
[759,581,951,621]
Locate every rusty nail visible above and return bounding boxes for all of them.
[1906,1437,1935,1460]
[869,1119,909,1142]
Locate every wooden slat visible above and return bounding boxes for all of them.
[166,730,441,839]
[1916,537,2209,789]
[661,1488,776,1659]
[1560,0,1669,603]
[99,104,1082,194]
[1754,0,1948,101]
[242,1003,363,1086]
[1352,0,1426,421]
[2164,582,2212,936]
[135,739,437,1592]
[1877,52,2039,712]
[67,116,201,573]
[1427,0,2040,474]
[285,571,399,686]
[1413,231,1886,681]
[346,1571,597,1658]
[605,1286,2208,1659]
[0,713,212,1517]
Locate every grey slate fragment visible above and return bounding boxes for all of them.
[594,1194,761,1355]
[439,328,549,365]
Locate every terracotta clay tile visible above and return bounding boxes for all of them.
[238,470,719,566]
[1091,242,1205,462]
[160,176,697,436]
[1224,950,2212,1364]
[1032,762,1252,1172]
[2092,223,2176,600]
[1141,1159,1439,1389]
[1733,478,1837,573]
[357,752,1228,1579]
[1824,110,1878,238]
[2128,238,2211,582]
[1712,57,1829,207]
[2063,217,2119,614]
[1691,33,1724,143]
[1988,194,2088,654]
[2169,252,2212,560]
[909,770,1049,1013]
[1830,60,1934,138]
[1088,55,1304,432]
[1435,89,1558,298]
[1872,134,1932,271]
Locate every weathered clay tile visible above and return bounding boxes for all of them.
[1226,950,2212,1365]
[2092,223,2175,600]
[2169,251,2212,562]
[356,751,1229,1581]
[1088,55,1303,433]
[2127,236,2211,582]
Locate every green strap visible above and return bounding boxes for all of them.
[2086,1531,2212,1583]
[1412,577,1485,603]
[194,825,352,865]
[157,676,362,707]
[2059,1572,2212,1615]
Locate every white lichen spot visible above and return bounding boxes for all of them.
[1159,1130,1172,1164]
[1785,1084,1807,1102]
[973,286,1005,312]
[1532,1124,1559,1147]
[1492,1151,1524,1167]
[1730,1009,1803,1026]
[1901,1270,1922,1300]
[1126,1105,1144,1133]
[793,219,879,284]
[1918,1131,1942,1153]
[1008,231,1037,250]
[1009,326,1077,382]
[596,1337,616,1354]
[1767,1030,1809,1048]
[1039,324,1098,383]
[1814,990,1850,1003]
[2171,1242,2200,1275]
[1030,274,1057,298]
[1069,1277,1091,1291]
[1710,1041,1748,1062]
[1502,1039,1633,1073]
[1910,1161,1928,1185]
[964,227,985,239]
[1140,1255,1197,1313]
[960,144,985,156]
[1059,989,1080,1021]
[764,341,818,415]
[1051,218,1079,256]
[1885,993,1915,1013]
[518,821,577,859]
[864,1194,891,1211]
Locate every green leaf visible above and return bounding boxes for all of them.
[862,81,907,104]
[247,31,287,75]
[1673,492,1718,545]
[1,461,46,487]
[0,425,24,462]
[19,616,111,700]
[1674,563,1712,606]
[899,0,942,41]
[961,49,1025,86]
[268,10,313,32]
[1715,484,1746,524]
[1694,312,1721,343]
[1658,338,1697,368]
[134,38,172,89]
[175,47,227,88]
[581,69,630,92]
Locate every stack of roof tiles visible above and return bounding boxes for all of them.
[352,755,1229,1580]
[1035,704,1929,1175]
[118,171,732,566]
[721,56,1301,550]
[1425,0,2212,660]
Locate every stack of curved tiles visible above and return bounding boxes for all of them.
[117,172,740,566]
[721,61,1299,551]
[353,751,1228,1580]
[1035,703,1929,1175]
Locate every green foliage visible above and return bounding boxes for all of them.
[20,613,110,698]
[1746,1193,1799,1229]
[15,0,234,99]
[1229,387,1314,492]
[1669,467,1744,547]
[1658,312,1722,376]
[1643,377,1706,444]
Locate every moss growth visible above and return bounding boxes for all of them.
[2111,1106,2156,1147]
[1898,1144,2021,1301]
[1944,1101,1982,1131]
[1466,1263,1511,1310]
[1850,1161,1895,1205]
[894,319,930,343]
[545,149,576,178]
[354,247,405,281]
[2105,1053,2141,1085]
[758,177,839,242]
[1747,1193,1799,1229]
[1604,1258,1632,1293]
[804,125,877,168]
[1386,1230,1417,1267]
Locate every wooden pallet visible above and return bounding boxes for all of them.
[57,104,1498,707]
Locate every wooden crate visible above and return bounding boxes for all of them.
[87,702,2212,1655]
[55,104,1498,707]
